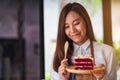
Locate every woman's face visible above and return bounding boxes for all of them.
[65,11,88,45]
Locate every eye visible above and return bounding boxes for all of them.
[65,25,69,29]
[74,21,80,25]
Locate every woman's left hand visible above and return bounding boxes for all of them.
[93,70,105,80]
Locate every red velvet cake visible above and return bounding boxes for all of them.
[74,56,94,70]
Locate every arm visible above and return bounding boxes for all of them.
[105,48,117,80]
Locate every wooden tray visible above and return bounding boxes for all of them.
[66,65,105,74]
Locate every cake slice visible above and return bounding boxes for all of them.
[74,55,94,70]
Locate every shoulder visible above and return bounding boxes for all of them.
[93,41,115,60]
[93,41,113,51]
[93,41,114,56]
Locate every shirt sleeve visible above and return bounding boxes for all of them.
[50,69,61,80]
[105,48,117,80]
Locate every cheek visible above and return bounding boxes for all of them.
[65,29,69,36]
[80,26,87,33]
[82,28,87,36]
[83,27,87,33]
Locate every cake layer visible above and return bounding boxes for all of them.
[74,58,93,62]
[74,62,93,66]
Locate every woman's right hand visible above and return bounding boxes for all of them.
[58,59,70,80]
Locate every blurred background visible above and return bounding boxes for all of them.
[0,0,39,80]
[44,0,120,80]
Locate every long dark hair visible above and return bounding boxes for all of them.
[53,2,96,72]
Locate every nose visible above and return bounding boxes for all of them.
[70,26,76,33]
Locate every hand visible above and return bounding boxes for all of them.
[58,59,70,80]
[93,64,105,80]
[93,70,105,80]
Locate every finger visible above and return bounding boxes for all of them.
[101,71,105,74]
[58,65,66,73]
[93,73,104,79]
[61,59,68,64]
[63,70,67,75]
[61,67,67,75]
[59,67,66,75]
[61,59,68,65]
[98,75,103,79]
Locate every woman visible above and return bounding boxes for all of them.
[51,2,116,80]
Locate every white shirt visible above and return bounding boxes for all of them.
[51,39,117,80]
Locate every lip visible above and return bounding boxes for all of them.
[71,33,80,39]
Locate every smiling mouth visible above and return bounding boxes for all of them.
[71,33,80,39]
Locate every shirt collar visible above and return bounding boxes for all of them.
[73,39,90,51]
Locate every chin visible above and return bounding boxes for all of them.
[73,38,84,44]
[73,40,81,44]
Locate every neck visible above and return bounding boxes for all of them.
[77,37,88,46]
